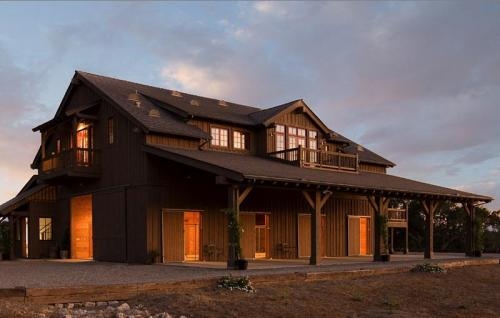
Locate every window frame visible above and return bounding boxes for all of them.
[39,217,52,241]
[210,126,229,148]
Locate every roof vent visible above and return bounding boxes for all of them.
[128,92,141,107]
[190,99,200,106]
[171,90,182,97]
[149,108,160,118]
[218,100,227,107]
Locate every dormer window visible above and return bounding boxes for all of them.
[210,127,228,147]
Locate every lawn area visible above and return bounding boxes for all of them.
[0,264,498,317]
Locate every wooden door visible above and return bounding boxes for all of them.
[298,214,326,258]
[255,214,269,259]
[70,195,93,259]
[162,210,184,262]
[348,216,370,256]
[184,212,200,261]
[240,214,256,259]
[298,214,311,257]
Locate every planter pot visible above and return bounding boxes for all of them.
[60,250,69,259]
[236,259,248,270]
[381,254,390,262]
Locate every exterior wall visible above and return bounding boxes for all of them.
[27,202,57,259]
[146,134,199,149]
[241,189,374,258]
[145,155,228,262]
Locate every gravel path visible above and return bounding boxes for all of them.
[0,253,498,289]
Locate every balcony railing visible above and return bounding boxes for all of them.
[387,208,407,227]
[267,146,358,172]
[40,148,100,178]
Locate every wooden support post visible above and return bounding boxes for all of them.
[390,227,394,254]
[463,201,475,256]
[367,195,389,261]
[8,215,15,260]
[421,199,438,259]
[405,227,409,255]
[404,200,409,254]
[302,190,332,265]
[226,185,253,269]
[227,185,239,269]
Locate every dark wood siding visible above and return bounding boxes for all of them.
[359,163,387,174]
[146,134,199,149]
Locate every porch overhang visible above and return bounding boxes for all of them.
[142,145,493,204]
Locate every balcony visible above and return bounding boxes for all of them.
[387,208,407,228]
[39,148,101,179]
[267,146,358,172]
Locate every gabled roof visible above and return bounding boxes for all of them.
[0,176,51,215]
[34,71,394,166]
[249,99,331,134]
[144,145,493,203]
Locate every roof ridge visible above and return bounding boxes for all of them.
[76,70,261,112]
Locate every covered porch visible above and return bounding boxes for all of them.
[144,145,493,269]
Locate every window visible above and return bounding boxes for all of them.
[275,125,285,159]
[56,139,61,154]
[210,127,228,147]
[233,131,247,150]
[308,131,318,163]
[107,117,114,145]
[39,217,52,241]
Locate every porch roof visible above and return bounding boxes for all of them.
[143,145,493,203]
[0,183,48,216]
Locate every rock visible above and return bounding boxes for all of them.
[109,300,120,306]
[115,313,125,318]
[66,303,75,309]
[117,303,130,311]
[84,301,96,307]
[97,301,108,307]
[154,313,172,318]
[36,314,46,318]
[55,304,64,309]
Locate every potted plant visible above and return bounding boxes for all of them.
[377,214,390,262]
[60,228,70,259]
[226,209,247,270]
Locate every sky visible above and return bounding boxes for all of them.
[0,1,499,210]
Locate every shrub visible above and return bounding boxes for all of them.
[410,263,446,273]
[217,275,255,293]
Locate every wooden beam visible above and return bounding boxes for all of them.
[301,191,315,210]
[227,186,239,269]
[237,186,253,206]
[319,191,332,210]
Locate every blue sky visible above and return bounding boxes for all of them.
[0,1,499,210]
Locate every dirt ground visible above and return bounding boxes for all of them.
[1,264,499,317]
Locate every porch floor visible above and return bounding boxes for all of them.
[0,253,498,289]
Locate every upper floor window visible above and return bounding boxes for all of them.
[107,117,115,145]
[39,217,52,241]
[275,125,285,152]
[288,126,306,149]
[210,127,228,147]
[233,131,248,150]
